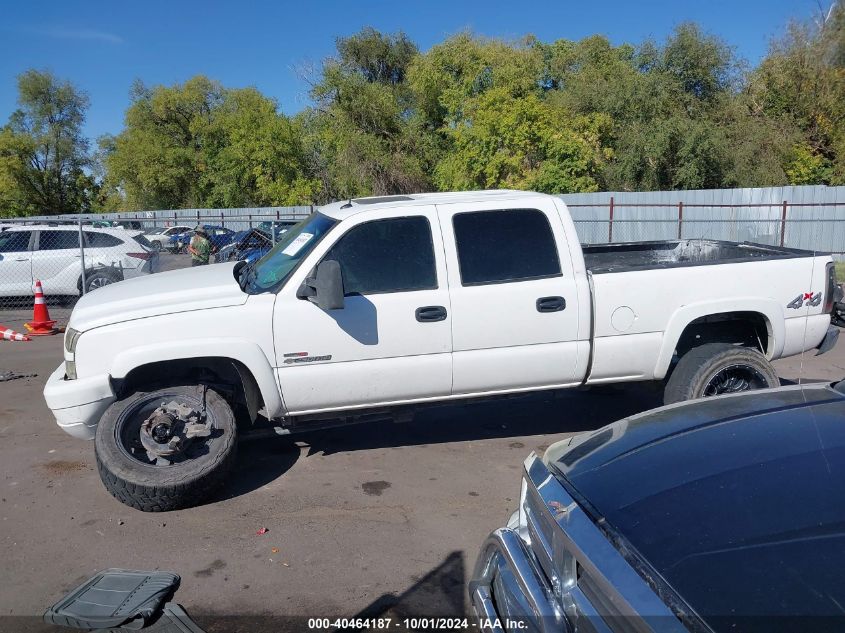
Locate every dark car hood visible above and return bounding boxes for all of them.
[547,383,843,476]
[545,383,845,628]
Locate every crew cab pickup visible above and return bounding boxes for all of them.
[43,190,839,511]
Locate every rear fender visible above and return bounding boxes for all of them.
[654,299,784,380]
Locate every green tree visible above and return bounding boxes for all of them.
[408,32,544,129]
[408,33,613,193]
[751,1,845,184]
[0,70,93,215]
[102,76,317,210]
[660,22,741,101]
[537,26,787,191]
[303,28,433,201]
[100,77,222,209]
[200,88,318,207]
[433,88,611,192]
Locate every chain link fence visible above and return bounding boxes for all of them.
[0,213,299,329]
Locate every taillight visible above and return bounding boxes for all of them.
[824,262,836,313]
[126,252,151,261]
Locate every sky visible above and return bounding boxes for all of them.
[0,0,820,141]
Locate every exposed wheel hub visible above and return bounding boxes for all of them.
[151,415,175,443]
[139,400,212,464]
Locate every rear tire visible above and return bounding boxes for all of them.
[663,343,779,405]
[95,385,237,512]
[85,271,118,292]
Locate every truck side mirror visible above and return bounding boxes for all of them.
[298,260,345,310]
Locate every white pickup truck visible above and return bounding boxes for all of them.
[43,190,839,511]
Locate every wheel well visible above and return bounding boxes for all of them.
[675,311,771,359]
[115,357,264,425]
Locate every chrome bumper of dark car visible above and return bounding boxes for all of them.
[469,528,564,633]
[469,454,688,633]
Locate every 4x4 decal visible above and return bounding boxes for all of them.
[787,292,822,309]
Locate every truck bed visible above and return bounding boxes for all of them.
[583,239,816,274]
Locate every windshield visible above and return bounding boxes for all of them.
[244,212,337,293]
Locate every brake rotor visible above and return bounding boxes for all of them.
[139,400,212,464]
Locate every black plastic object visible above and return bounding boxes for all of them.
[536,296,566,312]
[139,603,206,633]
[43,569,180,630]
[415,305,447,322]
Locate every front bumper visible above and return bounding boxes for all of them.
[816,325,840,356]
[43,363,116,440]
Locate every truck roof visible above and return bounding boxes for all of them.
[318,190,551,220]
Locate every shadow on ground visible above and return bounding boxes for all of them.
[213,383,663,505]
[192,552,467,633]
[295,383,663,456]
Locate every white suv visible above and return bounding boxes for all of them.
[143,225,193,252]
[0,225,158,298]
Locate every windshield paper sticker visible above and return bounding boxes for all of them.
[281,232,314,256]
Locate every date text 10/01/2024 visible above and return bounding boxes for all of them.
[306,617,528,630]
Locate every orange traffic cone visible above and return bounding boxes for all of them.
[0,326,30,341]
[24,280,57,336]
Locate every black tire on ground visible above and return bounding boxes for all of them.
[663,342,779,405]
[95,385,237,512]
[152,240,162,252]
[85,271,118,292]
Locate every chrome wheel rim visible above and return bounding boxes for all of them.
[87,277,113,290]
[703,364,769,397]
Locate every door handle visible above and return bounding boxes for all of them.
[536,296,566,312]
[415,305,447,322]
[15,258,29,262]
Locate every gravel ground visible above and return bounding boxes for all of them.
[0,281,842,631]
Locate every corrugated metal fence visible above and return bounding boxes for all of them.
[18,185,845,257]
[47,206,315,233]
[559,185,845,256]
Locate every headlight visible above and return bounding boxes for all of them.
[65,328,82,354]
[65,360,77,380]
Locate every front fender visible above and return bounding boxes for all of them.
[109,339,285,418]
[653,298,784,380]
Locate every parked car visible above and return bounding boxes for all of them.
[168,226,234,253]
[214,228,273,264]
[257,220,298,240]
[471,380,845,633]
[43,190,838,511]
[91,220,145,231]
[0,225,158,298]
[143,225,193,252]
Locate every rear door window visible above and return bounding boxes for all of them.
[0,231,32,252]
[84,232,123,248]
[323,216,437,295]
[37,230,80,251]
[452,209,561,285]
